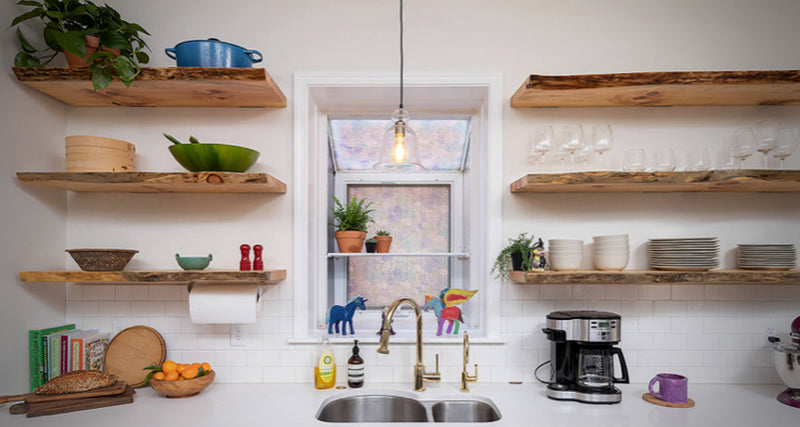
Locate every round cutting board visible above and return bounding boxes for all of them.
[104,326,166,388]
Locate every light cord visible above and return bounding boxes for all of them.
[399,0,404,109]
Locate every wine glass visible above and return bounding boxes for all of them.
[773,128,798,169]
[560,124,584,165]
[756,119,778,168]
[687,148,711,171]
[591,124,613,165]
[575,145,595,171]
[622,149,646,172]
[732,127,756,169]
[529,126,554,164]
[652,148,676,172]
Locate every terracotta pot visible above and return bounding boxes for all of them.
[64,35,121,67]
[335,231,366,253]
[375,236,393,253]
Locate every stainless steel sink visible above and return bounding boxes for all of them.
[431,400,501,423]
[315,393,501,423]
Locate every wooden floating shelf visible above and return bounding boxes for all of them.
[12,67,286,108]
[509,270,800,285]
[510,170,800,193]
[16,172,286,193]
[510,70,800,107]
[19,269,286,284]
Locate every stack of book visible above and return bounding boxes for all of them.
[29,324,110,391]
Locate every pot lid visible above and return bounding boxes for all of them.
[172,38,249,50]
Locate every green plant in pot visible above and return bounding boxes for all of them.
[374,230,392,253]
[332,196,374,253]
[491,233,546,283]
[11,0,150,90]
[365,238,377,253]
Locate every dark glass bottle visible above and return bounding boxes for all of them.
[347,339,364,388]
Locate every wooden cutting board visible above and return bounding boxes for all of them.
[10,384,135,417]
[104,326,166,388]
[0,381,127,404]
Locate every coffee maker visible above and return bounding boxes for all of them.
[541,310,629,404]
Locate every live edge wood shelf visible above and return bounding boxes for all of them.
[12,67,286,108]
[510,70,800,107]
[16,172,286,193]
[510,170,800,193]
[509,270,800,285]
[19,269,286,284]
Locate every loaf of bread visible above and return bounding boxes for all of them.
[35,370,118,395]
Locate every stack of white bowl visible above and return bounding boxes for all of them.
[548,239,584,271]
[592,234,630,271]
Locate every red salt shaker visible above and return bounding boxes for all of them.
[253,244,263,270]
[239,244,251,271]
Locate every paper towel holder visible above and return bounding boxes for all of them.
[187,282,263,303]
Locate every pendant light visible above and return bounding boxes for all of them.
[375,0,423,171]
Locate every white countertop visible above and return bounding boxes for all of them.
[0,382,796,427]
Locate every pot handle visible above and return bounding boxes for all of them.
[165,48,177,60]
[244,49,263,63]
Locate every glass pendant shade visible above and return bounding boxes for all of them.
[375,108,423,171]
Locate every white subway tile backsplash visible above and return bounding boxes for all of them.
[671,285,703,300]
[639,285,671,300]
[67,300,99,316]
[541,284,573,300]
[504,283,540,300]
[197,334,229,350]
[718,334,757,351]
[720,367,754,384]
[619,300,654,316]
[148,285,183,300]
[638,317,671,333]
[522,300,555,316]
[653,301,686,316]
[686,334,721,350]
[704,285,738,300]
[180,318,214,334]
[115,285,148,300]
[605,285,638,300]
[247,351,280,366]
[773,285,800,300]
[263,366,297,383]
[214,350,247,367]
[737,285,774,301]
[670,350,703,366]
[499,300,522,317]
[573,285,604,300]
[687,301,720,317]
[131,301,164,317]
[719,301,754,316]
[230,366,263,383]
[83,284,115,300]
[164,301,190,316]
[670,318,703,334]
[99,301,131,316]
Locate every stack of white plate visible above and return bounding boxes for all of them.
[737,244,797,270]
[592,234,629,271]
[548,239,583,271]
[648,237,719,271]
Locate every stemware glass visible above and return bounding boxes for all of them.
[732,127,756,169]
[652,148,676,172]
[622,148,646,172]
[560,124,584,165]
[756,119,778,168]
[574,145,595,171]
[687,148,711,171]
[591,124,613,161]
[773,128,798,169]
[529,126,554,164]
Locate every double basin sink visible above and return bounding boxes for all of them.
[316,392,501,423]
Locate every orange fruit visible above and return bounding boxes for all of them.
[176,364,188,374]
[201,362,211,372]
[190,363,201,370]
[164,371,179,381]
[152,372,166,380]
[181,367,199,379]
[161,360,178,373]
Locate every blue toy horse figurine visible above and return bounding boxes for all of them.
[326,296,367,335]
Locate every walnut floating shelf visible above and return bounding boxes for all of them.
[509,270,800,285]
[12,67,286,107]
[510,170,800,193]
[19,269,286,284]
[510,70,800,107]
[17,172,286,193]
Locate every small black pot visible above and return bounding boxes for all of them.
[365,241,377,253]
[511,252,524,271]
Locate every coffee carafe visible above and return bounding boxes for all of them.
[540,310,629,404]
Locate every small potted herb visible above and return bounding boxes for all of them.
[491,233,546,283]
[374,230,392,253]
[365,238,377,253]
[332,196,374,253]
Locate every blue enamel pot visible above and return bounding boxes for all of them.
[165,38,263,67]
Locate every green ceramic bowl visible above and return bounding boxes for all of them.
[175,254,213,270]
[168,143,260,172]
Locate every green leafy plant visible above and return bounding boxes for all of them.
[375,230,390,236]
[11,0,150,90]
[365,238,377,244]
[491,233,546,283]
[332,196,374,232]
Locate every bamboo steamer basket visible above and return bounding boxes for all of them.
[66,135,136,172]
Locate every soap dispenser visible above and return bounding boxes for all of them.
[315,337,336,389]
[347,339,364,388]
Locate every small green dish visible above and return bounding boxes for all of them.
[168,143,259,172]
[175,254,213,270]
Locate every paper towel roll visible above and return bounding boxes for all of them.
[189,283,261,324]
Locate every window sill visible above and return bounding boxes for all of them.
[287,334,506,345]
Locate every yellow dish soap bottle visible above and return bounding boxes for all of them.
[315,337,336,389]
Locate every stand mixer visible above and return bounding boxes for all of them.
[770,315,800,409]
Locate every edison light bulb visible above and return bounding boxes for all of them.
[392,130,407,163]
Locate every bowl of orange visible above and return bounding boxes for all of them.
[146,361,214,398]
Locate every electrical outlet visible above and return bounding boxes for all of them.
[231,324,247,347]
[765,327,777,347]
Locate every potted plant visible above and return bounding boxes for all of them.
[365,238,377,253]
[331,196,374,253]
[11,0,150,90]
[374,230,392,253]
[491,233,546,283]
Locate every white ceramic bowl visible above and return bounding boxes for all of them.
[549,239,583,246]
[549,253,583,271]
[593,243,630,250]
[593,253,629,270]
[548,249,584,255]
[593,234,629,243]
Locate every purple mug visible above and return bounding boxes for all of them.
[649,373,688,403]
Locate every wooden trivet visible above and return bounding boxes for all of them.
[642,392,695,408]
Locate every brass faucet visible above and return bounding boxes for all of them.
[460,332,478,392]
[377,297,441,391]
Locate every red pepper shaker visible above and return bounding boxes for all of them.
[253,244,263,271]
[239,244,251,271]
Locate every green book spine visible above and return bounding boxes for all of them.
[30,324,75,391]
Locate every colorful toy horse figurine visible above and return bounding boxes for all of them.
[422,289,478,336]
[326,296,367,335]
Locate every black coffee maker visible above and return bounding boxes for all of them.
[540,310,629,404]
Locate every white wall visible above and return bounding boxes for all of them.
[0,1,69,394]
[4,0,800,387]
